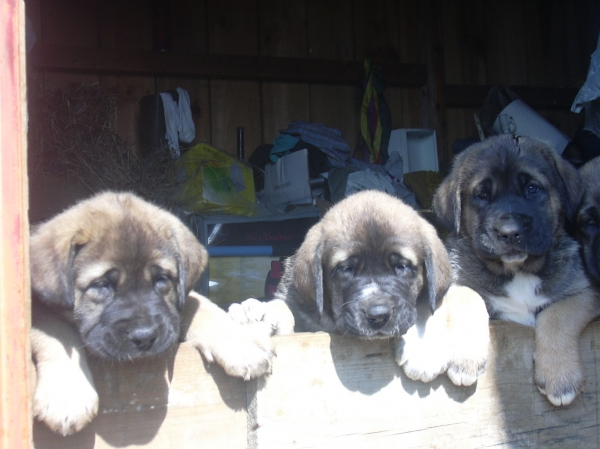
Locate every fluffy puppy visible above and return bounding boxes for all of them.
[576,156,600,283]
[433,135,599,406]
[230,190,490,386]
[31,191,273,436]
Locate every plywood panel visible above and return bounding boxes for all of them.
[249,321,600,449]
[258,0,307,58]
[32,343,249,449]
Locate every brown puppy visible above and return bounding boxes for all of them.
[576,156,600,283]
[230,190,490,386]
[31,191,274,435]
[433,135,599,406]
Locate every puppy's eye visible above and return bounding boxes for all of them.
[525,183,541,197]
[334,257,357,277]
[154,274,173,292]
[475,190,489,201]
[390,254,412,275]
[581,217,598,229]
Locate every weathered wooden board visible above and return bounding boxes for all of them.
[32,343,249,449]
[249,321,600,449]
[31,321,600,449]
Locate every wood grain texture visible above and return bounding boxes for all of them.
[249,321,600,449]
[32,344,248,449]
[1,1,31,448]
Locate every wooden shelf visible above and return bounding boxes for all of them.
[29,44,428,87]
[445,84,580,110]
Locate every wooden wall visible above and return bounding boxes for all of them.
[25,0,599,167]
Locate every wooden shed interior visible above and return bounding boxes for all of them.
[11,0,600,448]
[25,0,600,220]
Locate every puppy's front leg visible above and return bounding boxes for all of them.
[534,292,599,406]
[397,285,489,386]
[184,292,275,380]
[31,303,98,436]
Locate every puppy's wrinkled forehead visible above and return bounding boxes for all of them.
[73,215,178,282]
[322,199,424,267]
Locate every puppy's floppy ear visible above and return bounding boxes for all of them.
[30,223,90,309]
[433,157,464,233]
[291,224,324,315]
[421,223,452,313]
[171,221,208,312]
[552,151,584,223]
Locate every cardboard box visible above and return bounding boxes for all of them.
[263,149,312,205]
[388,129,439,174]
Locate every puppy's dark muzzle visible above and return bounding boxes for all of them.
[127,324,159,351]
[494,214,531,247]
[364,303,392,328]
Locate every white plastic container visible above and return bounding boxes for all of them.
[388,129,439,174]
[491,99,570,154]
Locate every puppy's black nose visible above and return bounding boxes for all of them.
[365,303,392,326]
[128,326,159,351]
[495,215,530,245]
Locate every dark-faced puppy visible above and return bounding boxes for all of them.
[434,135,599,406]
[577,156,600,282]
[31,191,273,436]
[230,190,490,386]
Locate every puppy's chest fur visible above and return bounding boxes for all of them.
[448,232,588,327]
[486,273,549,326]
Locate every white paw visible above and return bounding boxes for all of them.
[229,298,295,335]
[33,361,99,436]
[195,320,275,380]
[396,324,450,383]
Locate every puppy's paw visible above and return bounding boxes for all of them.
[33,361,99,436]
[198,321,275,380]
[229,298,295,335]
[396,325,449,383]
[444,285,490,386]
[534,356,583,406]
[447,357,487,387]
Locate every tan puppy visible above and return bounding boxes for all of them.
[30,191,274,435]
[433,135,599,406]
[230,190,490,386]
[576,156,600,283]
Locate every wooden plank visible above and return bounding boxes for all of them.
[249,321,600,448]
[99,75,156,154]
[39,0,98,47]
[29,45,428,87]
[0,1,31,448]
[444,85,581,110]
[261,82,310,148]
[306,0,353,60]
[32,343,249,449]
[352,0,400,62]
[98,0,153,51]
[207,0,258,55]
[258,0,307,58]
[210,80,261,157]
[171,0,208,53]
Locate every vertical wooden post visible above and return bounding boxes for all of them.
[0,0,31,448]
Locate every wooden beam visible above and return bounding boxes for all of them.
[29,44,428,87]
[0,1,31,448]
[445,84,580,110]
